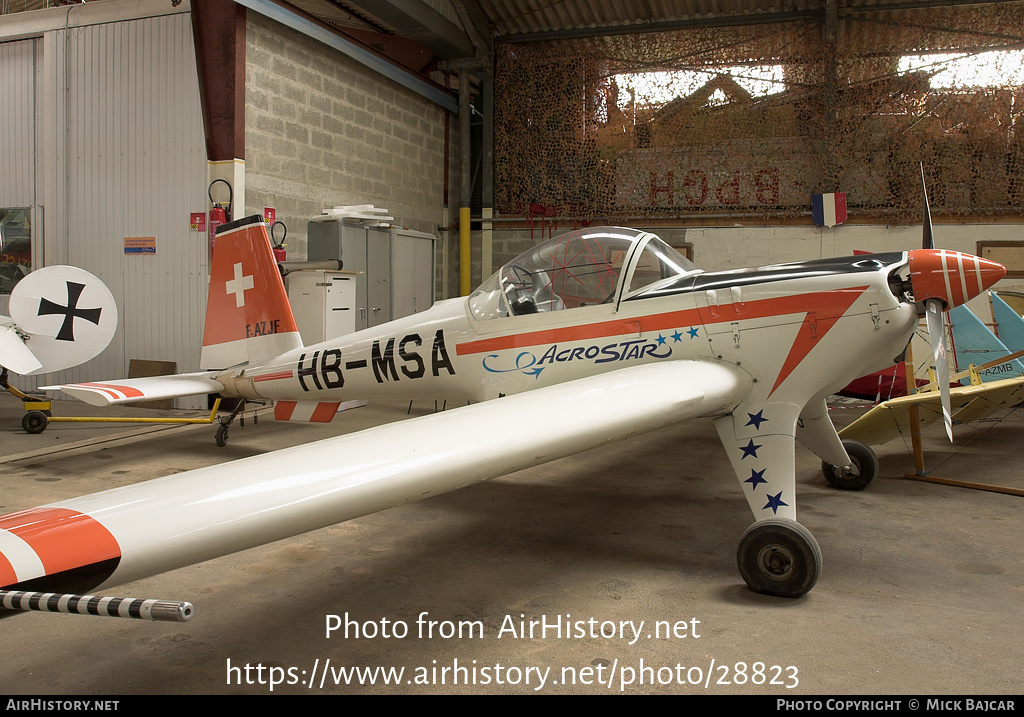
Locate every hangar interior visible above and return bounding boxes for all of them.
[1,0,1022,695]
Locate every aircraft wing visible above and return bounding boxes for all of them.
[838,376,1024,446]
[40,372,225,406]
[2,361,749,594]
[0,321,43,375]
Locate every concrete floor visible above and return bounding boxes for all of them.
[0,390,1021,695]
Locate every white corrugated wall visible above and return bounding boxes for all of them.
[21,9,209,406]
[0,38,35,209]
[0,38,36,322]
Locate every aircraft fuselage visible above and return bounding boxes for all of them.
[222,253,918,417]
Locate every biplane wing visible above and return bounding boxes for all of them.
[838,376,1024,446]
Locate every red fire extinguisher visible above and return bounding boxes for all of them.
[208,179,233,252]
[271,221,287,262]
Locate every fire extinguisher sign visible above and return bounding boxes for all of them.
[264,207,276,226]
[191,212,206,232]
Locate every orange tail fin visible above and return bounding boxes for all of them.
[200,216,302,369]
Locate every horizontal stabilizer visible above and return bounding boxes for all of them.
[0,322,43,375]
[41,372,224,407]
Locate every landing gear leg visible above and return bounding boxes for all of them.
[213,399,267,446]
[215,422,229,447]
[215,399,246,447]
[737,518,821,598]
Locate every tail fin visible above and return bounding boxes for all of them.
[5,265,117,375]
[200,216,302,370]
[947,304,1024,384]
[991,292,1024,352]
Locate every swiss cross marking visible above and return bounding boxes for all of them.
[225,262,254,308]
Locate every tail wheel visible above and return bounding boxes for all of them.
[821,439,878,491]
[737,518,821,598]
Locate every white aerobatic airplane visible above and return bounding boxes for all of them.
[0,215,1005,621]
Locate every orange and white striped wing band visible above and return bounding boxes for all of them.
[0,508,121,592]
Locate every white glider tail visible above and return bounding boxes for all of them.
[1,265,117,376]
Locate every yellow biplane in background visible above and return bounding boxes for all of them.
[838,291,1024,495]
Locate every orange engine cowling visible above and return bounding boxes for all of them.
[907,249,1005,310]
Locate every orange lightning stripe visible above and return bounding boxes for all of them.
[456,287,869,397]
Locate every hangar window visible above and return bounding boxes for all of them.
[898,49,1024,89]
[601,65,786,121]
[0,208,31,294]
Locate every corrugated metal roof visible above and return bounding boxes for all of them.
[281,0,1024,50]
[5,1,1020,52]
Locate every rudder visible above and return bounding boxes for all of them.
[200,216,302,369]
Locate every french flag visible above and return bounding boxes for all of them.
[812,192,847,228]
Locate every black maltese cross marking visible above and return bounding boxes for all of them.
[37,281,102,342]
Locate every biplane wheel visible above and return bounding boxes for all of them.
[737,518,821,598]
[821,439,878,491]
[22,410,49,434]
[215,424,229,448]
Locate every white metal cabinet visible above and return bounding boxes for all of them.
[286,270,358,344]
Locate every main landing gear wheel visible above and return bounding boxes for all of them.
[821,439,878,491]
[22,410,48,434]
[737,518,821,598]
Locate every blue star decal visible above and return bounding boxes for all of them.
[745,468,767,490]
[763,492,789,514]
[656,333,667,346]
[687,326,699,339]
[671,330,683,343]
[740,439,761,459]
[745,410,767,430]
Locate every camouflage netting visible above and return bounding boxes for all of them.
[494,5,1024,224]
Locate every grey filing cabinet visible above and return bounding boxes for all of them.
[306,220,435,332]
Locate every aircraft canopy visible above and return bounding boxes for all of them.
[469,227,697,321]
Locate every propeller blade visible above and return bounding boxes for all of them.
[920,163,934,250]
[925,298,953,442]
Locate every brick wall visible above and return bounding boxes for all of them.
[245,13,447,273]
